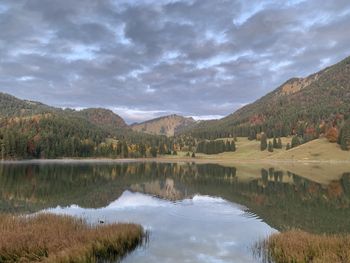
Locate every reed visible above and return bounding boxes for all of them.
[256,230,350,263]
[0,213,144,262]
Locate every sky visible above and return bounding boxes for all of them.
[1,0,350,124]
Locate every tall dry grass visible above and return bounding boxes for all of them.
[0,213,144,262]
[256,230,350,263]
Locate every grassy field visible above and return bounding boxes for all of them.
[0,213,144,263]
[163,137,349,163]
[256,230,350,263]
[190,137,349,162]
[268,137,349,161]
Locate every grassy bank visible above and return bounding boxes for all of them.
[169,137,349,162]
[0,213,144,262]
[257,230,350,263]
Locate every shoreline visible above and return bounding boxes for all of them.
[1,156,350,165]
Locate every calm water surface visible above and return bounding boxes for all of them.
[1,161,350,262]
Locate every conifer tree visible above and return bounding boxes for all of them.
[277,138,282,149]
[273,137,278,148]
[139,143,146,157]
[340,136,348,151]
[232,141,236,152]
[225,141,231,152]
[260,133,267,151]
[268,141,273,152]
[150,147,157,157]
[291,136,300,148]
[339,120,350,151]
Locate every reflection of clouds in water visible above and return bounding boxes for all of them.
[44,191,276,263]
[106,191,170,209]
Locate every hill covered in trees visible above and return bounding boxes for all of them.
[0,93,174,159]
[77,108,127,130]
[0,93,55,117]
[182,56,350,147]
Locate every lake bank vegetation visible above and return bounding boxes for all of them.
[256,230,350,263]
[0,213,144,263]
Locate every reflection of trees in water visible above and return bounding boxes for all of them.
[0,162,350,233]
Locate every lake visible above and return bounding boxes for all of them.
[1,161,350,262]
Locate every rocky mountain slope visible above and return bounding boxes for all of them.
[131,114,196,136]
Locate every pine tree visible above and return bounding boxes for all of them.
[339,120,350,151]
[225,141,231,152]
[248,129,256,140]
[232,141,236,152]
[268,141,273,152]
[273,137,278,148]
[121,142,129,158]
[0,138,4,160]
[277,138,282,149]
[260,133,267,151]
[150,147,157,157]
[139,143,146,157]
[191,152,196,158]
[291,136,300,148]
[340,136,348,151]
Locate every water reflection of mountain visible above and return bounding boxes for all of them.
[0,162,349,234]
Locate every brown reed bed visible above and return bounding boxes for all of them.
[0,213,144,262]
[255,230,350,263]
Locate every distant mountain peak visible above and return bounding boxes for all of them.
[131,114,196,136]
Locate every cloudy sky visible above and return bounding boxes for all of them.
[1,0,350,123]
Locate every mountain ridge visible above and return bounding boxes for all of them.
[183,55,350,139]
[131,114,196,136]
[0,92,128,131]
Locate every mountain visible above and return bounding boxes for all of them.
[184,55,350,139]
[131,114,196,136]
[77,108,127,130]
[0,93,127,130]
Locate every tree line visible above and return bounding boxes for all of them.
[196,140,236,155]
[0,114,176,160]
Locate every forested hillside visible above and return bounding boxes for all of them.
[183,56,350,146]
[0,93,174,159]
[0,93,54,117]
[77,108,127,130]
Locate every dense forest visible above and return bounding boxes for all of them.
[181,56,350,151]
[0,93,180,159]
[196,139,236,154]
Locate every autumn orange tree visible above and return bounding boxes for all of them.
[326,127,339,143]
